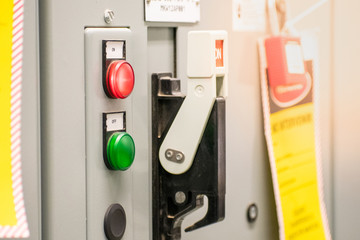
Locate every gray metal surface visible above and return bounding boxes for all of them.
[40,1,150,239]
[39,0,333,239]
[333,0,360,238]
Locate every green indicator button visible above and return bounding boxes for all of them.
[106,132,135,171]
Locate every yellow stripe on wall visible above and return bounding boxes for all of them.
[0,0,18,226]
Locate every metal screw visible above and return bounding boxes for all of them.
[165,150,173,159]
[247,203,258,223]
[175,153,183,162]
[104,9,115,24]
[175,191,186,205]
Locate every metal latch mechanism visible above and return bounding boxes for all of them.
[152,31,228,239]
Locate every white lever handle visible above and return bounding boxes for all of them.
[159,31,228,175]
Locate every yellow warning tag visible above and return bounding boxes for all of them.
[271,103,326,239]
[0,0,18,226]
[258,35,331,240]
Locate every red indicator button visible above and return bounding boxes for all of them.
[106,60,135,99]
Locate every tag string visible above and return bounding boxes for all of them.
[268,0,328,36]
[283,0,328,32]
[267,0,280,35]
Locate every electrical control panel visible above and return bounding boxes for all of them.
[38,0,334,240]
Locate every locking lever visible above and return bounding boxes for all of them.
[152,31,228,239]
[152,73,226,240]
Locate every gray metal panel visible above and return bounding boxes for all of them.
[333,0,360,238]
[39,0,150,239]
[147,28,176,76]
[39,0,87,237]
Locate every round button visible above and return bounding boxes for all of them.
[106,132,135,171]
[106,60,135,99]
[104,203,126,240]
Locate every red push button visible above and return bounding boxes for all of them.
[106,60,135,99]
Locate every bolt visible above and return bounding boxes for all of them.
[175,191,186,204]
[195,85,205,97]
[175,153,183,161]
[165,150,173,159]
[104,9,115,24]
[247,203,258,223]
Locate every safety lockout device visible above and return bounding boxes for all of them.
[265,36,311,107]
[152,31,228,240]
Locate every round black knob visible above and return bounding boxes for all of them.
[104,203,126,240]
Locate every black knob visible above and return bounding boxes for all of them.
[104,203,126,240]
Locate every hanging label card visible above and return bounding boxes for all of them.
[258,34,331,240]
[145,0,200,23]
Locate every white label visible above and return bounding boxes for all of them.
[145,0,200,23]
[232,0,266,32]
[106,41,124,59]
[106,113,125,131]
[285,42,305,74]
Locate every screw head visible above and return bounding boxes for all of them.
[175,191,186,205]
[165,150,173,159]
[175,153,183,161]
[104,9,115,24]
[195,85,204,97]
[247,203,258,223]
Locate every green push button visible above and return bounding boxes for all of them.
[106,132,135,171]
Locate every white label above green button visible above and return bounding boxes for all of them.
[106,112,125,131]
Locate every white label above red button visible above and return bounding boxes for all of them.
[106,41,125,59]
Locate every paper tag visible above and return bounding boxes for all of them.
[232,0,266,32]
[0,0,30,238]
[285,42,305,74]
[258,35,332,240]
[145,0,200,23]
